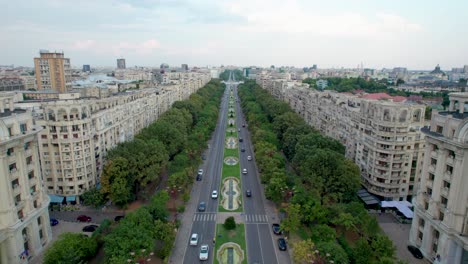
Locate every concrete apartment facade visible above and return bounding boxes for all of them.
[409,93,468,263]
[35,73,210,200]
[257,73,427,201]
[0,93,52,264]
[33,51,71,93]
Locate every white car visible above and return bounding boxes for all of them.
[190,233,199,246]
[247,156,252,161]
[198,169,203,176]
[242,168,247,174]
[199,244,209,260]
[211,190,218,199]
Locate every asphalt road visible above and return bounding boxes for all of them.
[181,73,289,264]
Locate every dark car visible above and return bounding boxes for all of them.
[201,154,206,160]
[239,137,243,142]
[246,190,252,197]
[77,215,92,222]
[241,148,245,152]
[278,238,287,251]
[242,124,246,127]
[272,223,282,235]
[198,202,206,212]
[407,245,423,259]
[114,215,125,222]
[196,174,202,181]
[50,218,59,226]
[82,225,99,232]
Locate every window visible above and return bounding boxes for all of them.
[41,135,47,139]
[419,218,425,227]
[446,165,453,174]
[429,173,435,181]
[443,181,451,189]
[42,144,48,148]
[7,147,14,156]
[7,127,13,136]
[441,197,448,207]
[37,217,42,225]
[431,158,437,166]
[436,126,443,133]
[439,211,444,221]
[427,188,432,195]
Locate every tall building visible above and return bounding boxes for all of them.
[117,59,126,69]
[0,93,52,264]
[33,50,71,93]
[257,74,427,201]
[35,73,211,200]
[409,92,468,264]
[82,65,91,72]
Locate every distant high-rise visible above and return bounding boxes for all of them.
[83,64,91,72]
[181,64,189,71]
[34,50,71,93]
[311,64,317,70]
[117,58,126,69]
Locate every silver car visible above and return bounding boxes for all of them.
[199,244,209,260]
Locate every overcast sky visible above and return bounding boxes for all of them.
[2,0,467,70]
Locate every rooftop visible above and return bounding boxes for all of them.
[0,108,26,118]
[438,111,468,120]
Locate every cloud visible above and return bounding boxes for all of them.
[69,39,161,55]
[219,0,422,37]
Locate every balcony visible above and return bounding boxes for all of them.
[443,172,452,182]
[13,185,21,195]
[15,200,25,209]
[9,169,18,180]
[431,150,438,158]
[62,148,70,152]
[441,187,450,197]
[446,156,454,165]
[27,164,34,171]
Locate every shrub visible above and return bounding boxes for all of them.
[224,216,236,230]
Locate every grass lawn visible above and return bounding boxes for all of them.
[214,224,247,264]
[224,148,239,158]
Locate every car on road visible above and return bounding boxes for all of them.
[239,137,243,142]
[272,223,282,235]
[246,190,252,197]
[278,238,287,251]
[202,154,206,160]
[241,148,245,152]
[198,202,206,212]
[198,169,203,176]
[114,215,125,222]
[199,244,209,260]
[407,245,423,259]
[242,123,246,127]
[242,168,247,174]
[77,215,92,222]
[50,218,59,226]
[211,190,218,199]
[238,128,241,132]
[247,156,252,161]
[196,174,202,181]
[82,225,99,232]
[190,233,199,246]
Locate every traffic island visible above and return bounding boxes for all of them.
[214,224,247,264]
[220,177,242,211]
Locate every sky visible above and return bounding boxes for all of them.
[1,0,468,70]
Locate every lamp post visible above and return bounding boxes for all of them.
[127,249,154,264]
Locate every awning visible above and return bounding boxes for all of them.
[49,195,64,203]
[66,196,76,202]
[357,188,380,205]
[381,201,414,218]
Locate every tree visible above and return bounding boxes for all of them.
[281,203,302,234]
[81,187,106,208]
[332,212,357,232]
[148,191,170,221]
[44,233,98,264]
[370,234,396,260]
[224,216,236,230]
[315,241,349,264]
[100,157,133,207]
[353,238,372,264]
[292,239,315,264]
[153,219,176,258]
[310,224,336,243]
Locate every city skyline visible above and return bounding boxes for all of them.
[2,0,468,69]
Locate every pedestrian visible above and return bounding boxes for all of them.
[213,237,216,244]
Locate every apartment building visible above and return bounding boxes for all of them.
[0,93,52,264]
[257,74,426,201]
[35,73,210,200]
[0,77,25,92]
[117,58,126,69]
[34,51,71,93]
[409,93,468,263]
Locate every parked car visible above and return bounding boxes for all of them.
[198,202,206,212]
[196,174,202,181]
[190,233,199,246]
[198,169,203,176]
[238,128,241,132]
[82,225,99,232]
[407,245,423,259]
[77,215,92,222]
[239,137,243,142]
[211,190,218,199]
[241,148,245,152]
[278,238,287,251]
[242,168,247,174]
[114,215,125,222]
[202,154,206,160]
[50,218,59,226]
[247,156,252,161]
[199,244,209,260]
[242,124,246,127]
[246,190,252,197]
[272,223,282,235]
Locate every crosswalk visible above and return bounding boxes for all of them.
[244,214,268,223]
[193,213,216,222]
